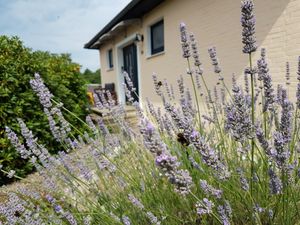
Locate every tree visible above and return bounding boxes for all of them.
[0,36,88,185]
[82,68,101,84]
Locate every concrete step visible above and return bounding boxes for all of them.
[90,105,139,129]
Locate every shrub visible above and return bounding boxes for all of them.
[2,1,300,224]
[0,36,88,185]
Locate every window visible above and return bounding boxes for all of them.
[107,49,113,69]
[150,20,164,55]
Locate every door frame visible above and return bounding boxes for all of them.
[116,33,141,104]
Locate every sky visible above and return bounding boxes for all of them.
[0,0,131,71]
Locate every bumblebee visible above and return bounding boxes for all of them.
[177,133,189,146]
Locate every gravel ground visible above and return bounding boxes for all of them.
[0,171,44,203]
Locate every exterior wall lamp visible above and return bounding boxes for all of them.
[135,33,144,42]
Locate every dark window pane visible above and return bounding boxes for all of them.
[108,49,113,68]
[151,20,164,54]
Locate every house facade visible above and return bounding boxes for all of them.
[85,0,300,105]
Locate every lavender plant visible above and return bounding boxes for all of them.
[2,0,300,224]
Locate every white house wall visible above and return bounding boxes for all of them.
[99,0,300,105]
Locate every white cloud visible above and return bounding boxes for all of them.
[0,0,131,71]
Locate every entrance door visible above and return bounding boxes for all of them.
[123,43,139,102]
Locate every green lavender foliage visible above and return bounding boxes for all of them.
[0,36,88,185]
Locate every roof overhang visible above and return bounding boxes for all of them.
[89,19,141,49]
[84,0,164,50]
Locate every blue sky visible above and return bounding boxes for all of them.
[0,0,131,71]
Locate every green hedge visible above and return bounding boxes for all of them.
[0,36,88,185]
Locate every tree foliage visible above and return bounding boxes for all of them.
[0,36,88,185]
[81,68,101,84]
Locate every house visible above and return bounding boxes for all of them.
[84,0,300,105]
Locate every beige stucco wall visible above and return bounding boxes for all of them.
[98,0,300,105]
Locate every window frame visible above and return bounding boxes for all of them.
[150,20,164,55]
[107,49,113,69]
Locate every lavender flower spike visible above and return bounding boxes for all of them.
[241,0,257,54]
[29,73,53,108]
[196,198,215,216]
[297,56,300,109]
[268,169,282,194]
[190,33,202,68]
[286,62,290,85]
[128,194,144,210]
[297,84,300,110]
[208,47,221,74]
[5,126,30,159]
[179,22,191,58]
[257,48,275,112]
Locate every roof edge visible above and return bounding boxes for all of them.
[84,0,142,49]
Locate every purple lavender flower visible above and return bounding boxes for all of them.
[189,130,230,179]
[257,48,275,112]
[241,0,257,54]
[5,126,30,159]
[268,169,282,194]
[163,79,174,100]
[224,201,232,218]
[199,179,223,199]
[256,125,273,159]
[190,33,202,67]
[297,56,300,81]
[93,92,104,109]
[276,84,283,104]
[122,215,131,225]
[17,118,41,156]
[63,211,77,225]
[140,120,166,155]
[140,119,193,195]
[155,152,193,195]
[30,74,72,142]
[188,156,203,171]
[44,108,61,141]
[237,168,249,191]
[128,194,144,210]
[86,115,98,135]
[286,62,290,85]
[279,90,293,144]
[96,89,109,109]
[106,90,116,107]
[232,73,237,87]
[244,72,250,94]
[54,205,63,213]
[220,88,226,105]
[273,131,290,168]
[164,100,229,179]
[196,198,214,216]
[124,71,135,91]
[296,83,300,109]
[195,72,202,90]
[208,47,221,74]
[253,203,265,214]
[217,204,231,225]
[146,212,161,225]
[225,85,253,143]
[30,73,53,108]
[179,22,191,58]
